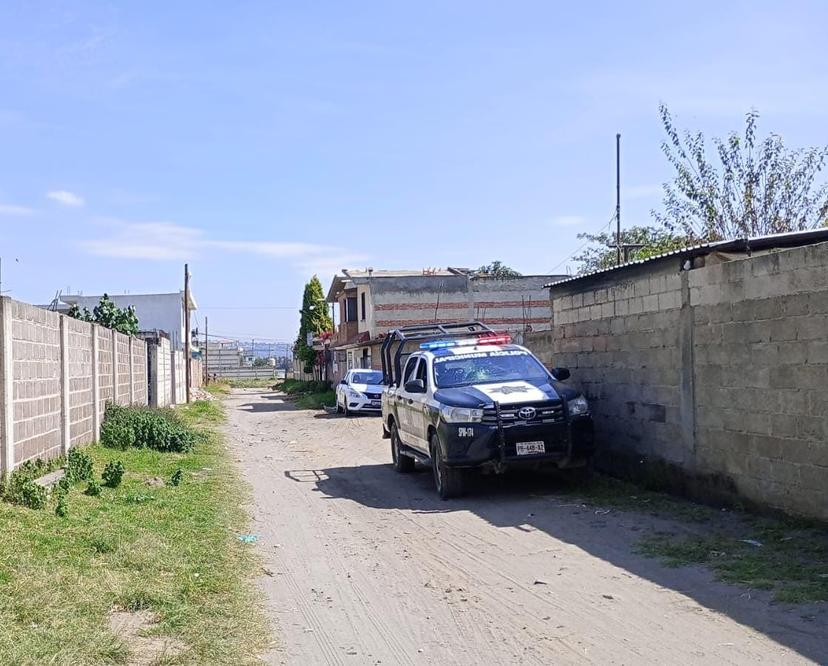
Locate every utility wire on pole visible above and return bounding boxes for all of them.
[616,133,622,266]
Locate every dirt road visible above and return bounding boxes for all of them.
[225,389,826,665]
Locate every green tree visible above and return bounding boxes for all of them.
[68,294,139,336]
[252,357,270,368]
[573,225,687,274]
[655,104,828,240]
[295,276,332,374]
[476,260,522,278]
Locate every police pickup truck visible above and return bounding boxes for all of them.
[380,322,595,498]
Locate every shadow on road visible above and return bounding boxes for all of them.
[301,460,827,664]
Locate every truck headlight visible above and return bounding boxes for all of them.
[347,388,364,399]
[568,395,589,415]
[440,406,483,423]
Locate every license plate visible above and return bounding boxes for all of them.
[516,441,545,455]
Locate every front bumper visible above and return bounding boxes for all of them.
[344,395,383,412]
[437,415,595,468]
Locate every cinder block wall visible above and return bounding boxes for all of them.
[0,297,148,473]
[9,301,63,465]
[67,316,95,447]
[526,241,828,521]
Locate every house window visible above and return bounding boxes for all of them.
[360,292,366,321]
[346,297,358,321]
[361,347,369,368]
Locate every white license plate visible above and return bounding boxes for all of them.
[516,441,545,455]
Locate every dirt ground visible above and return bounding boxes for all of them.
[225,389,827,665]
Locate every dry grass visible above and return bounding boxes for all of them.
[0,400,268,664]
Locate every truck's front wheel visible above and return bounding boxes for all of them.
[390,422,415,473]
[430,432,465,499]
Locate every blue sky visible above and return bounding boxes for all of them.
[1,1,826,342]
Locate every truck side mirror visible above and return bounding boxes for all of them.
[551,367,570,381]
[404,379,426,393]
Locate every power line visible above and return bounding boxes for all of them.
[198,305,300,310]
[549,211,617,274]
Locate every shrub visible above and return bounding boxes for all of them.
[66,448,94,483]
[101,404,196,453]
[102,461,125,488]
[84,480,102,497]
[169,469,183,487]
[10,479,48,510]
[55,495,68,517]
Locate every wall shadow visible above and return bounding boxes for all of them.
[303,461,828,663]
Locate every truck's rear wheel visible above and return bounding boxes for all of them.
[390,422,415,473]
[430,432,465,499]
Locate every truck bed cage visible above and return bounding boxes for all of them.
[380,321,495,386]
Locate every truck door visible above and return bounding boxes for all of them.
[395,356,420,444]
[407,357,431,452]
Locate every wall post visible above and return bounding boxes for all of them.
[59,315,71,455]
[91,323,100,436]
[0,297,14,476]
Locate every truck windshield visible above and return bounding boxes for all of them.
[433,350,550,388]
[351,370,384,385]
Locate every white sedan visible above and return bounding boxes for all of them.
[335,369,386,416]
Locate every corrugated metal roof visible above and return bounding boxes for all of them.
[544,228,828,289]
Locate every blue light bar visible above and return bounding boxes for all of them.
[420,339,458,350]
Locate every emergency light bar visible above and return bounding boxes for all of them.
[420,333,511,350]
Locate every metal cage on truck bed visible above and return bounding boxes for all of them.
[380,321,495,387]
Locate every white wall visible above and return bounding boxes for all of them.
[62,292,188,349]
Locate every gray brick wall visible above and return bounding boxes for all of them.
[10,301,62,465]
[97,327,114,415]
[526,241,828,521]
[115,332,131,404]
[0,297,149,473]
[67,317,94,446]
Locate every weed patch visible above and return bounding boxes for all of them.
[637,519,828,603]
[101,404,196,453]
[0,400,267,663]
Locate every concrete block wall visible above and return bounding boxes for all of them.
[66,317,95,447]
[527,241,828,521]
[0,296,148,474]
[97,327,114,416]
[147,336,172,407]
[690,244,828,519]
[171,350,186,405]
[9,301,62,465]
[115,332,131,403]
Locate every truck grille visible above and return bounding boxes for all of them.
[365,392,382,400]
[481,401,565,426]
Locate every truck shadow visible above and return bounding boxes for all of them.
[305,461,827,664]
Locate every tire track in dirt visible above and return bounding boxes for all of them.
[227,389,826,665]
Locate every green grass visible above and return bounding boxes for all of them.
[205,378,278,394]
[636,518,828,604]
[0,401,268,664]
[294,390,336,410]
[560,474,716,523]
[562,474,828,603]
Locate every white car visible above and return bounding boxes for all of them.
[336,369,386,416]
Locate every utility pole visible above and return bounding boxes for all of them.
[184,263,191,403]
[616,133,622,266]
[204,316,208,384]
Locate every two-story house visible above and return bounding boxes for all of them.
[325,268,566,382]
